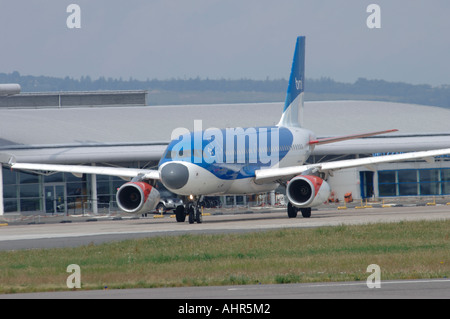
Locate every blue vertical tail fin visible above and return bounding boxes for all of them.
[277,36,305,128]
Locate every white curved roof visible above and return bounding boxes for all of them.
[303,101,450,136]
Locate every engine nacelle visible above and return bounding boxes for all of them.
[286,175,331,208]
[116,182,160,214]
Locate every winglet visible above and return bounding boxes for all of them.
[277,36,305,128]
[0,153,16,166]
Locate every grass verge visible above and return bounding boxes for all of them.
[0,220,449,294]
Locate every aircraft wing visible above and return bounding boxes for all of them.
[1,155,160,180]
[255,148,450,184]
[309,129,398,145]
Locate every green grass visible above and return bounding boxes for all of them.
[1,220,449,294]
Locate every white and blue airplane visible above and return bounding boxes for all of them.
[5,36,450,223]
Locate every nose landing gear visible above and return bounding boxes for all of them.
[187,202,203,224]
[174,195,204,224]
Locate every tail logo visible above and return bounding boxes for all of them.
[295,77,303,91]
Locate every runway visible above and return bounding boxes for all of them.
[1,204,450,251]
[2,279,450,299]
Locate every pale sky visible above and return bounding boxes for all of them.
[1,0,449,85]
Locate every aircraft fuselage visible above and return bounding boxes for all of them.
[159,126,316,196]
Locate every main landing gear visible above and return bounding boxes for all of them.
[175,196,203,224]
[287,202,311,218]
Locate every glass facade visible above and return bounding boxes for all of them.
[2,167,125,214]
[378,168,450,197]
[3,169,42,213]
[96,175,127,210]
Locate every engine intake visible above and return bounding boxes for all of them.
[286,175,331,208]
[116,182,160,214]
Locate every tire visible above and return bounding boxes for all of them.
[300,207,311,218]
[156,203,166,214]
[196,208,203,224]
[188,205,195,224]
[175,205,186,223]
[287,202,298,218]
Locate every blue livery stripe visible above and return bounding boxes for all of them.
[159,126,294,180]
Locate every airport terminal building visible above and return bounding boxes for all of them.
[1,91,450,215]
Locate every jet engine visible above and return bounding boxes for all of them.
[286,175,331,208]
[116,182,160,214]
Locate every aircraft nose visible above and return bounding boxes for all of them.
[160,163,189,190]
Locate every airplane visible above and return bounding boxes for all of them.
[3,36,450,223]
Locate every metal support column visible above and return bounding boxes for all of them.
[91,164,98,215]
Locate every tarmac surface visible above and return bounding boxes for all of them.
[2,279,449,299]
[1,203,450,299]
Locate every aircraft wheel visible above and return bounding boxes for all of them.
[287,202,298,218]
[196,208,203,224]
[156,203,166,214]
[300,207,311,218]
[175,205,186,223]
[188,204,195,224]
